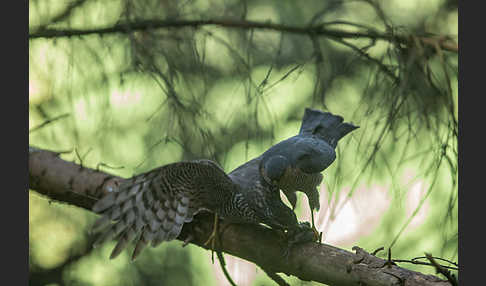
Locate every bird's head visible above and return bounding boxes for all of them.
[259,155,290,186]
[293,146,335,174]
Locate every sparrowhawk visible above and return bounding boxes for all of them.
[91,108,356,260]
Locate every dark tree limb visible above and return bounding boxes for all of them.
[28,146,123,210]
[28,19,458,53]
[29,146,452,286]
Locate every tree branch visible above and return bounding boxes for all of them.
[28,19,457,53]
[29,146,452,286]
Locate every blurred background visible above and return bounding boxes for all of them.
[29,0,458,285]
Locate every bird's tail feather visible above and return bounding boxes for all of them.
[91,176,189,260]
[299,108,359,147]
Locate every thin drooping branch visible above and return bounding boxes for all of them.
[39,0,88,28]
[29,146,452,286]
[28,19,458,53]
[425,254,458,286]
[29,113,70,134]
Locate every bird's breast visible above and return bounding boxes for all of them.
[277,168,323,193]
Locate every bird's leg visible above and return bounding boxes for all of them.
[204,213,220,263]
[282,222,316,261]
[310,210,321,242]
[204,213,219,246]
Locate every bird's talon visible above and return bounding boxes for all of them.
[182,234,194,247]
[204,213,220,248]
[204,214,221,264]
[204,233,216,248]
[311,226,321,243]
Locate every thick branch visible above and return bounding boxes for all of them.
[28,19,457,53]
[28,146,451,286]
[28,146,123,210]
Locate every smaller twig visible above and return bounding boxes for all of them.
[262,64,303,93]
[319,20,378,32]
[420,36,458,53]
[329,37,399,84]
[96,162,125,172]
[371,246,384,256]
[74,147,92,168]
[412,256,458,267]
[29,113,70,133]
[360,0,392,31]
[257,65,273,91]
[392,256,459,271]
[425,253,458,286]
[74,148,84,168]
[46,0,88,26]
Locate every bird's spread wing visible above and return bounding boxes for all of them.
[91,159,234,260]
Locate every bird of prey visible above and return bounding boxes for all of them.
[258,108,359,233]
[91,108,356,260]
[91,159,312,261]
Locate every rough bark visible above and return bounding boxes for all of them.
[28,146,452,286]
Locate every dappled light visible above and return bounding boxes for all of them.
[29,0,457,285]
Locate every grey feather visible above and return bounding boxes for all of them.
[259,109,358,216]
[91,160,242,260]
[91,109,355,261]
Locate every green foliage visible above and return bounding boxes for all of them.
[29,0,457,285]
